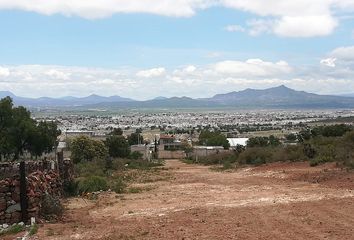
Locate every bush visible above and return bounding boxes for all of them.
[272,145,306,162]
[29,224,38,236]
[309,158,320,167]
[194,152,239,166]
[0,224,25,236]
[129,151,143,160]
[126,159,164,170]
[41,193,64,219]
[63,180,79,197]
[74,159,106,177]
[78,176,108,193]
[238,147,272,165]
[110,177,126,194]
[221,160,233,170]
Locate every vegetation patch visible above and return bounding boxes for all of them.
[29,223,38,236]
[187,126,354,170]
[0,223,26,236]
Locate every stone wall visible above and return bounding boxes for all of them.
[0,159,72,225]
[0,160,55,180]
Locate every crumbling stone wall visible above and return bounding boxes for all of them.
[0,177,22,224]
[0,160,72,225]
[27,170,63,221]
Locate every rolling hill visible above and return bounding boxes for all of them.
[2,85,354,109]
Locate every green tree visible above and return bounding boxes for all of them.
[0,97,61,161]
[199,130,230,149]
[71,136,108,164]
[27,121,61,158]
[285,133,297,142]
[247,137,269,147]
[247,136,280,148]
[105,135,130,158]
[128,132,144,145]
[297,129,312,142]
[0,97,15,160]
[110,128,123,136]
[269,135,281,147]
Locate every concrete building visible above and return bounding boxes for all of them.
[227,138,249,148]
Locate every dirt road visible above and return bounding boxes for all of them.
[34,160,354,240]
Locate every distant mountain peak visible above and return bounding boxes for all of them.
[0,91,16,98]
[2,86,354,109]
[153,96,168,100]
[86,94,102,98]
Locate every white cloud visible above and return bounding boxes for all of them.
[0,67,10,78]
[221,0,344,37]
[45,69,71,80]
[247,19,274,36]
[0,0,216,19]
[273,15,338,37]
[213,59,292,77]
[224,25,245,32]
[330,46,354,61]
[320,58,337,67]
[3,56,354,99]
[184,65,197,73]
[136,67,166,78]
[0,0,353,37]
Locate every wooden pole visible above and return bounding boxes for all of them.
[19,161,28,223]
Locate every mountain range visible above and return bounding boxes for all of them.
[2,85,354,109]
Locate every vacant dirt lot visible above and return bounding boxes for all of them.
[33,160,354,240]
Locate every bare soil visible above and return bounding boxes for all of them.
[32,160,354,240]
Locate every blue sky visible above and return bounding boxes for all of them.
[0,1,354,99]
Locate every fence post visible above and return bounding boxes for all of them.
[19,161,28,223]
[57,151,64,177]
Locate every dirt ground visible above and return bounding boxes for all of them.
[31,160,354,240]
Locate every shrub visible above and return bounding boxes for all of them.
[29,224,38,236]
[238,147,272,165]
[272,145,306,162]
[111,159,126,171]
[74,159,106,177]
[129,151,143,160]
[310,158,320,167]
[78,176,108,193]
[126,159,164,170]
[0,224,25,236]
[128,187,143,193]
[63,180,79,197]
[221,160,233,170]
[194,152,239,166]
[110,177,126,194]
[41,193,64,219]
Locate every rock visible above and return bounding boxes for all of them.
[12,180,20,187]
[0,185,9,193]
[12,192,20,202]
[2,223,9,229]
[5,203,21,213]
[7,199,16,205]
[11,211,21,222]
[0,198,6,211]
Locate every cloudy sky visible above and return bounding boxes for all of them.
[1,0,354,99]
